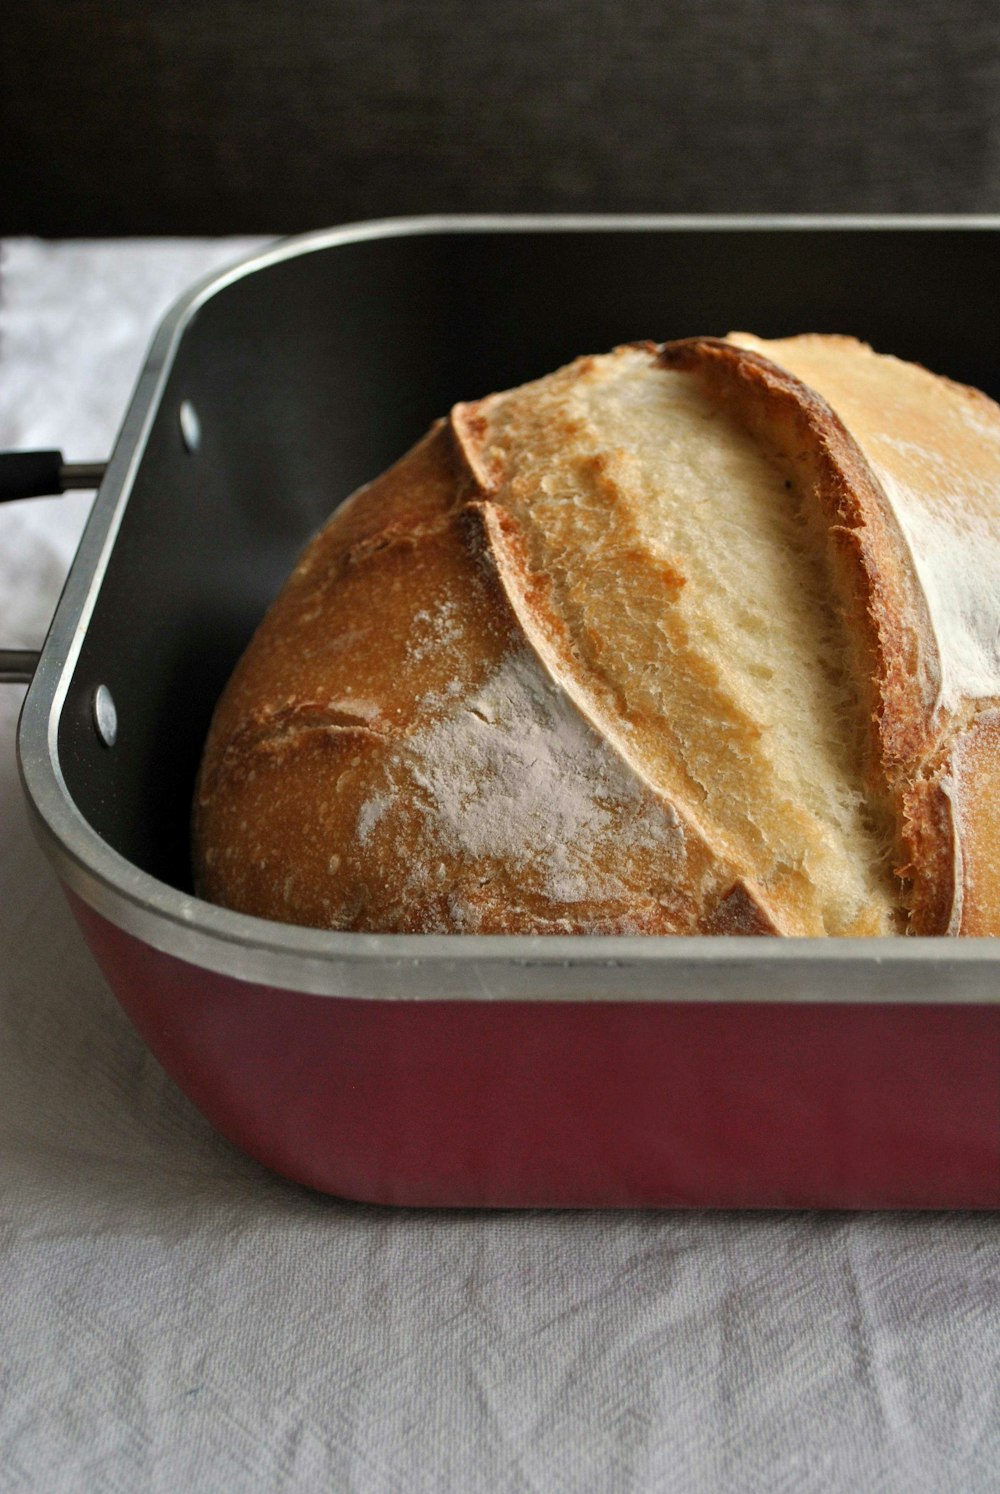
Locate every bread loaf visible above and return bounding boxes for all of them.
[193,335,1000,936]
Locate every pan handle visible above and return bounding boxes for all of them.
[1,450,106,503]
[1,450,107,686]
[0,650,39,684]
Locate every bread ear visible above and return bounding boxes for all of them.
[720,333,1000,933]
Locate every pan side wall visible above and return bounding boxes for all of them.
[68,893,1000,1210]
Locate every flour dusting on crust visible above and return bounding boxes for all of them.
[876,467,1000,714]
[356,647,687,914]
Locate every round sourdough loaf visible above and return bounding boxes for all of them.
[193,335,1000,936]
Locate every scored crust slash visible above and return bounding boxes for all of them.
[193,333,1000,938]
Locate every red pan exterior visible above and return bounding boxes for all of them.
[70,893,1000,1209]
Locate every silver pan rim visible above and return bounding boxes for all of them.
[18,213,1000,1001]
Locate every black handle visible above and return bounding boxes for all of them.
[0,449,66,502]
[0,650,39,685]
[1,452,107,688]
[0,451,106,502]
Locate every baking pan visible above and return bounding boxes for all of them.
[6,216,1000,1209]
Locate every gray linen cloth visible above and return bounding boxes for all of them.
[0,239,998,1493]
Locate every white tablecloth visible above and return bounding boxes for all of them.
[1,238,998,1494]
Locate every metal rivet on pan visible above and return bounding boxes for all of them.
[179,400,201,453]
[92,684,118,748]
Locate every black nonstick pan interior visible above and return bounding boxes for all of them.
[52,224,1000,896]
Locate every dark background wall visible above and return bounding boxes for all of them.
[4,0,1000,235]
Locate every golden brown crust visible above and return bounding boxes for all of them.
[947,709,1000,936]
[456,349,889,934]
[195,425,514,928]
[195,421,729,934]
[469,493,790,935]
[701,881,784,936]
[195,335,1000,937]
[897,769,961,937]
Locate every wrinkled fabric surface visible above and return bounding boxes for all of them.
[1,239,999,1493]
